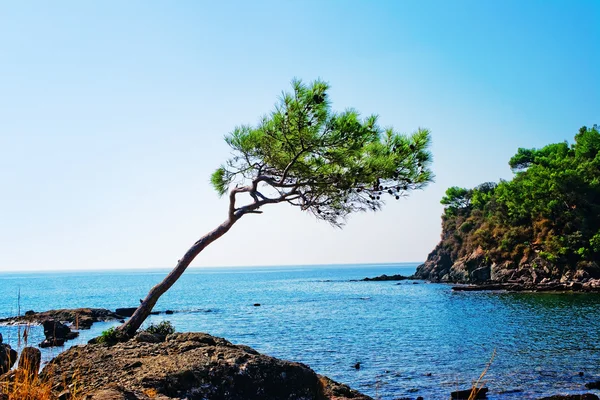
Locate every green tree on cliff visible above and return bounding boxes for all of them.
[432,125,600,276]
[116,79,434,338]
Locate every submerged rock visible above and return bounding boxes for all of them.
[41,332,373,400]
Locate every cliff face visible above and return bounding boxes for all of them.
[415,211,600,285]
[415,126,600,285]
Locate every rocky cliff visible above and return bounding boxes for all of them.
[415,126,600,289]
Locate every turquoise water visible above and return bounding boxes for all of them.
[1,263,600,399]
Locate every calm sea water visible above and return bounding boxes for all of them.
[1,263,600,399]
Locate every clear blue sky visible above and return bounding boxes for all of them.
[1,1,598,271]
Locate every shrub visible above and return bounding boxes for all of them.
[96,327,120,344]
[144,321,175,336]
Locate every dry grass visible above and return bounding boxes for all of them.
[1,369,55,400]
[467,348,496,400]
[1,361,85,400]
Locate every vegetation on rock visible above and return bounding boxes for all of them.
[416,125,600,284]
[144,320,175,336]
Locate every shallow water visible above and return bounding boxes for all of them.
[1,263,599,399]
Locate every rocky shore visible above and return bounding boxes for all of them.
[28,331,371,400]
[0,308,126,348]
[415,246,600,293]
[1,307,373,400]
[0,308,124,329]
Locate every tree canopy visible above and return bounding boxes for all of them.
[210,79,433,227]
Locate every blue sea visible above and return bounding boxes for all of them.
[1,263,600,399]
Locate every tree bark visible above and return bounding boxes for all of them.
[116,216,238,338]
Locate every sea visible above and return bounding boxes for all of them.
[1,263,600,399]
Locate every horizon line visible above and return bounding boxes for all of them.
[0,261,423,274]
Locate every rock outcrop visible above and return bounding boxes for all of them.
[17,347,41,377]
[361,274,411,281]
[415,242,600,291]
[0,344,17,375]
[40,332,372,400]
[0,308,124,329]
[39,319,80,348]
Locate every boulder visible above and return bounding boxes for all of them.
[43,319,75,341]
[560,271,573,283]
[0,344,17,374]
[574,269,590,282]
[134,332,164,343]
[451,387,488,399]
[39,338,65,348]
[77,317,95,329]
[86,388,139,400]
[17,347,41,376]
[41,332,372,400]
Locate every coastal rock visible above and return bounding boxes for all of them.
[574,269,590,282]
[413,245,452,282]
[17,347,41,376]
[361,274,410,281]
[40,338,65,348]
[0,344,17,374]
[417,243,600,291]
[450,387,488,399]
[43,319,72,340]
[115,308,138,317]
[41,332,373,400]
[471,266,491,282]
[86,388,139,399]
[0,308,123,330]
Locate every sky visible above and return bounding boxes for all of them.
[0,1,598,271]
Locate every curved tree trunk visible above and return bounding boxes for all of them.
[116,216,239,338]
